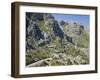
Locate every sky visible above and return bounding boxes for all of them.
[52,13,90,27]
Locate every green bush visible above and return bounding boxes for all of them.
[76,31,89,48]
[50,59,64,66]
[26,48,51,65]
[64,44,89,65]
[26,53,34,65]
[38,20,51,33]
[65,44,78,56]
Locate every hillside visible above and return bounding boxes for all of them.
[26,12,89,67]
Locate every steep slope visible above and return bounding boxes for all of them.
[26,12,89,66]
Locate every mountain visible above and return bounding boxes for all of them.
[26,12,89,66]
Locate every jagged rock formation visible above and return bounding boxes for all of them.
[26,12,89,67]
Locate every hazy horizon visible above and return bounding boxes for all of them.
[52,13,90,27]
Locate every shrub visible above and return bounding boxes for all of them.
[76,31,89,48]
[26,48,51,65]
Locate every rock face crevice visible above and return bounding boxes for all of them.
[26,12,89,67]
